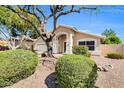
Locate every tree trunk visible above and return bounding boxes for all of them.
[45,41,54,57]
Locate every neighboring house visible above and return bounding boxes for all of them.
[0,38,8,51]
[33,25,104,55]
[9,37,36,50]
[17,37,36,50]
[20,39,35,50]
[0,40,8,46]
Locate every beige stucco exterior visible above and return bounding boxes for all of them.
[33,25,104,55]
[73,31,101,50]
[33,37,47,54]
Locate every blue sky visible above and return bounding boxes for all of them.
[46,6,124,43]
[0,6,123,43]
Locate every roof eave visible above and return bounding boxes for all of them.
[57,25,105,39]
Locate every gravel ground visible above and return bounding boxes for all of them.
[7,55,124,88]
[92,56,124,88]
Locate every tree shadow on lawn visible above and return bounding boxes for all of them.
[45,72,59,88]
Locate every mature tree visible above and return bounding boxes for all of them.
[2,5,97,57]
[101,29,116,37]
[0,6,39,50]
[0,25,33,50]
[0,6,39,36]
[102,36,122,44]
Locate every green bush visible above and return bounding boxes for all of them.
[107,53,124,59]
[0,49,38,87]
[55,54,98,88]
[72,45,91,57]
[84,52,91,57]
[102,36,122,44]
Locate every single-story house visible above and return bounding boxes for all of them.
[33,25,104,55]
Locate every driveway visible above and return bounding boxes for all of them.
[8,55,124,88]
[92,56,124,88]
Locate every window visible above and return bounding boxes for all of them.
[86,41,94,45]
[79,41,85,45]
[78,40,95,51]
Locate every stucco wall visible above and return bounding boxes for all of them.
[100,44,124,56]
[73,32,101,50]
[33,37,47,54]
[33,26,102,54]
[57,26,101,50]
[20,40,34,50]
[57,26,75,35]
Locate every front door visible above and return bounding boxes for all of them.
[64,42,66,53]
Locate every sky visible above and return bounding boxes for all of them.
[46,6,124,43]
[0,5,124,43]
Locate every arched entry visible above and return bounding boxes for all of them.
[58,34,66,53]
[52,30,73,54]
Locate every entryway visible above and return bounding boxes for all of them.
[52,30,73,54]
[58,34,66,53]
[64,42,66,53]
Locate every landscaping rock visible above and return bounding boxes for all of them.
[97,64,113,72]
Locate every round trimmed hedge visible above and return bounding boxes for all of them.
[55,54,98,88]
[0,49,38,87]
[72,46,91,57]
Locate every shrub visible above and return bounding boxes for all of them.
[84,52,91,57]
[0,49,38,87]
[72,45,91,57]
[107,53,124,59]
[55,54,98,88]
[102,36,122,44]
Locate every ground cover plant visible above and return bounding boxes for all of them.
[107,53,124,59]
[0,49,38,87]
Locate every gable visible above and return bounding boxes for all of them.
[56,25,104,39]
[56,25,75,35]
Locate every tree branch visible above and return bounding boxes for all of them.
[36,7,46,19]
[2,5,46,41]
[57,6,97,19]
[17,5,42,25]
[3,5,41,35]
[15,35,25,49]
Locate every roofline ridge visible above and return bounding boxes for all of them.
[57,24,105,38]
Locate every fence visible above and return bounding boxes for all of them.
[100,44,124,56]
